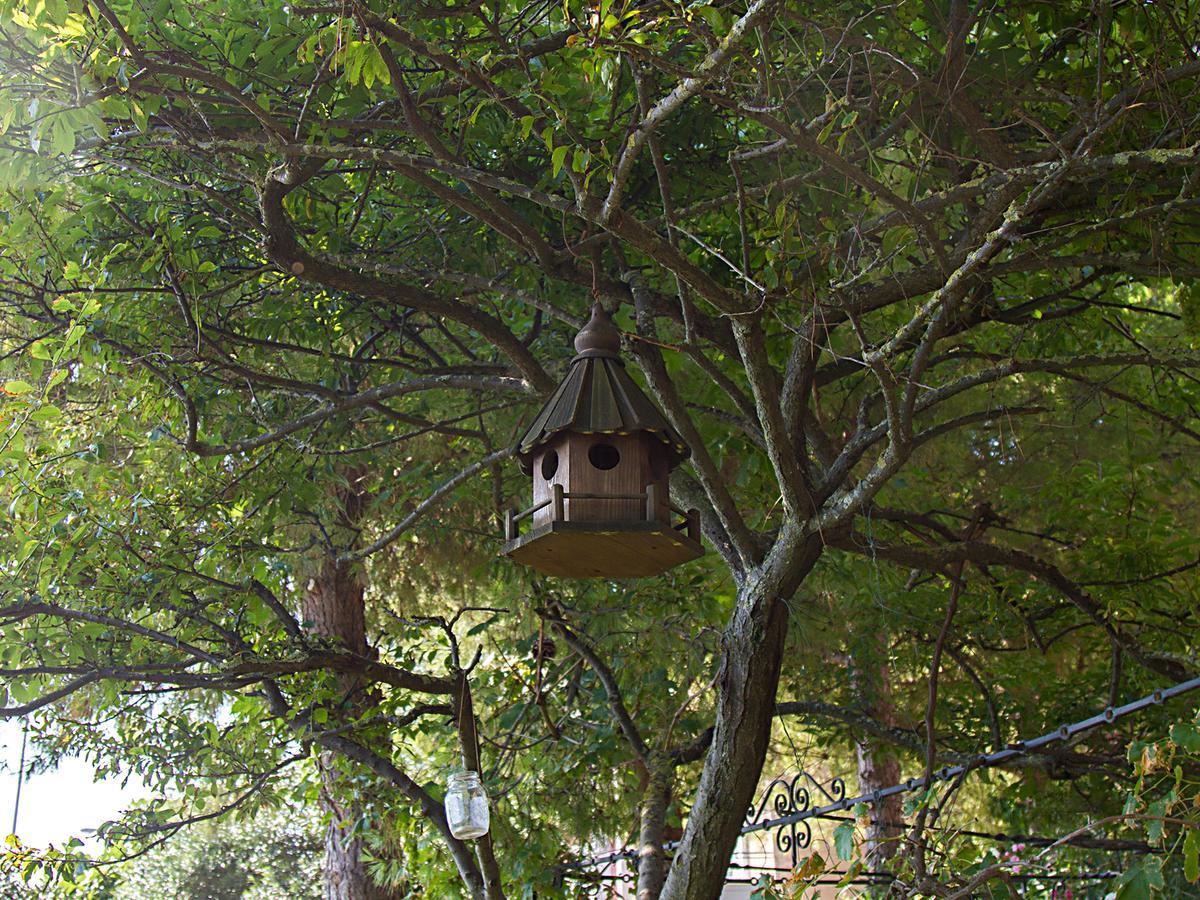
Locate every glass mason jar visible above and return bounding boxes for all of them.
[445,770,490,840]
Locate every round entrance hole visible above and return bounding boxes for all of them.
[588,442,620,471]
[540,449,559,480]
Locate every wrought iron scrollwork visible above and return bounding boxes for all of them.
[745,774,810,866]
[745,771,844,867]
[817,773,846,804]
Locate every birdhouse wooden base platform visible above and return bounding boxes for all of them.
[502,519,703,578]
[502,484,703,578]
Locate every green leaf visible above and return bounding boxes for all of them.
[130,99,149,132]
[836,859,863,888]
[4,380,35,395]
[697,5,725,32]
[466,614,499,636]
[343,41,369,85]
[832,820,855,861]
[1147,799,1167,843]
[1115,858,1164,899]
[10,679,39,704]
[43,0,68,23]
[1185,829,1199,884]
[817,116,836,144]
[1171,723,1200,753]
[795,852,825,880]
[50,116,75,156]
[361,43,390,90]
[551,145,569,177]
[63,323,86,348]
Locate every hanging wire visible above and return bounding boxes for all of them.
[456,672,482,776]
[808,812,1159,854]
[10,718,27,836]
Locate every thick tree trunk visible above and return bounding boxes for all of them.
[305,557,389,900]
[636,758,673,900]
[659,535,821,900]
[304,558,369,658]
[301,472,486,900]
[850,631,904,878]
[855,738,903,875]
[317,773,378,900]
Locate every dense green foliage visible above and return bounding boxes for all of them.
[1,0,1200,897]
[110,806,322,900]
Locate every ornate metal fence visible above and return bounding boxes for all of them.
[744,770,846,868]
[564,673,1200,887]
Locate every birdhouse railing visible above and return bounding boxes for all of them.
[504,483,700,544]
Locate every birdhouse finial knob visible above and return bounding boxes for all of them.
[574,302,620,356]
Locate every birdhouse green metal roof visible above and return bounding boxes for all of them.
[515,304,690,475]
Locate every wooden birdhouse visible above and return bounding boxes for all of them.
[502,304,703,578]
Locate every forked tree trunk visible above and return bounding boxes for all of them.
[303,464,405,899]
[302,470,480,899]
[659,536,821,900]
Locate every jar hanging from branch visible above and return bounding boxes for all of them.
[444,770,490,840]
